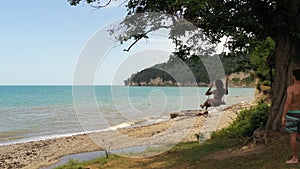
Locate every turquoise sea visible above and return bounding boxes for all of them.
[0,86,254,145]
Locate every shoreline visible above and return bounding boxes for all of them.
[0,115,171,147]
[0,101,255,169]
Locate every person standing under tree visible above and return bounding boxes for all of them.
[282,69,300,164]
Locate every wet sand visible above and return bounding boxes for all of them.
[0,101,254,169]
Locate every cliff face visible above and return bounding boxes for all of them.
[125,77,203,86]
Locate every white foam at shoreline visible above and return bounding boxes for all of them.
[0,116,170,146]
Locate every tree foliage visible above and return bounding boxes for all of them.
[250,37,275,82]
[68,0,300,55]
[124,0,300,50]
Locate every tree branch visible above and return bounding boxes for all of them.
[123,25,173,52]
[90,0,112,9]
[123,32,149,52]
[118,0,128,7]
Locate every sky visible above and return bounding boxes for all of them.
[0,1,227,85]
[0,1,174,85]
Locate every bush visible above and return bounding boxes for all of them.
[211,102,270,138]
[232,78,240,84]
[241,77,253,86]
[248,102,269,130]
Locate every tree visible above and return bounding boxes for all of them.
[69,0,300,131]
[250,37,275,83]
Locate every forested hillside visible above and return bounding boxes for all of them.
[124,53,253,86]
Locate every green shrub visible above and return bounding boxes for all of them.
[241,77,253,85]
[211,102,270,138]
[249,101,269,128]
[232,78,240,84]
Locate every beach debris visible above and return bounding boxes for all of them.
[170,110,208,119]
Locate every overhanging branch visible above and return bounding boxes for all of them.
[123,25,173,52]
[123,26,172,52]
[90,0,112,9]
[123,32,149,51]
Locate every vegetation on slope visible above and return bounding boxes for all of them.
[124,52,253,86]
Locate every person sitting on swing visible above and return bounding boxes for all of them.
[200,78,229,110]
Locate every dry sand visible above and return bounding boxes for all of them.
[0,101,254,169]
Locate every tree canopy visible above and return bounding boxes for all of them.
[68,0,300,47]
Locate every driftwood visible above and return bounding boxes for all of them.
[170,110,208,119]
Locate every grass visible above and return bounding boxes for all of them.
[54,134,297,169]
[68,138,244,169]
[54,159,84,169]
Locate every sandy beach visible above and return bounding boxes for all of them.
[0,101,254,169]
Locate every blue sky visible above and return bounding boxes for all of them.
[0,1,228,85]
[0,1,174,85]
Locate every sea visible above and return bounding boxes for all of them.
[0,85,254,146]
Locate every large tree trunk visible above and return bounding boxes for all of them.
[266,33,296,130]
[266,0,300,131]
